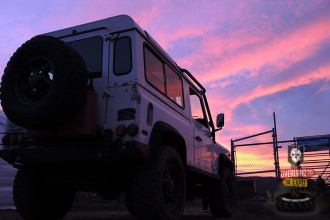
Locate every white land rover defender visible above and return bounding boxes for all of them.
[0,15,233,220]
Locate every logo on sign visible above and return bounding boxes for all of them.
[288,144,304,168]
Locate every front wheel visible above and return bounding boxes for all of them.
[126,145,186,220]
[13,169,75,220]
[208,167,234,217]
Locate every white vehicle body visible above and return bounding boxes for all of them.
[0,15,233,219]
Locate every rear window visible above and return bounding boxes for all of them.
[144,47,165,93]
[114,37,132,75]
[67,36,103,78]
[144,46,184,108]
[165,65,183,107]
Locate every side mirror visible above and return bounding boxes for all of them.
[216,113,224,128]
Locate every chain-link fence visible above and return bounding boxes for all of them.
[275,136,330,199]
[231,119,330,201]
[231,129,280,200]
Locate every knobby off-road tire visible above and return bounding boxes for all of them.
[276,193,315,212]
[0,35,88,130]
[124,192,137,216]
[208,167,234,217]
[126,145,186,220]
[13,169,75,220]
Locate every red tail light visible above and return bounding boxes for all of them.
[116,125,127,137]
[2,134,10,145]
[2,134,18,146]
[127,124,139,136]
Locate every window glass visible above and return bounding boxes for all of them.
[165,65,183,107]
[114,37,132,75]
[67,36,103,78]
[189,89,208,127]
[145,48,165,93]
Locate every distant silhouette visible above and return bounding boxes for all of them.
[316,175,325,195]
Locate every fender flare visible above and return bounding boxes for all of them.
[217,153,234,177]
[149,121,187,164]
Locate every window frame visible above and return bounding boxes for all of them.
[113,36,133,75]
[143,44,185,109]
[165,64,184,108]
[189,88,209,128]
[144,45,166,94]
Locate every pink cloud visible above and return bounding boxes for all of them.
[186,13,330,84]
[209,63,330,148]
[233,64,330,108]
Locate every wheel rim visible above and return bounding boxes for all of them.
[225,178,234,205]
[16,58,53,105]
[162,163,180,209]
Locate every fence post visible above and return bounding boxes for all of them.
[231,139,238,203]
[273,112,281,180]
[231,139,236,175]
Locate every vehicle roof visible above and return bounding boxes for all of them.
[45,14,205,95]
[45,14,144,38]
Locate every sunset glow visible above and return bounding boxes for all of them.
[0,1,329,154]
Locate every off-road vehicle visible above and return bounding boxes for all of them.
[0,15,234,220]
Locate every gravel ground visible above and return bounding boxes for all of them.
[0,199,329,220]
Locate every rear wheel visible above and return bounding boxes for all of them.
[126,146,186,220]
[13,169,75,220]
[124,192,137,216]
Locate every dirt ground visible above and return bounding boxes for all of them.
[0,200,329,220]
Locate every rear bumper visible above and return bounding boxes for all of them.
[0,140,149,166]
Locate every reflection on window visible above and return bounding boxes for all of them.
[67,36,103,78]
[114,37,132,75]
[165,65,183,107]
[145,48,165,93]
[190,89,208,127]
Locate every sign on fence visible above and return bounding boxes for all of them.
[282,178,308,187]
[280,168,315,178]
[296,134,330,152]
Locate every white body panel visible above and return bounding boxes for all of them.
[44,15,229,174]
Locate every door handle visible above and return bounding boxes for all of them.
[195,136,202,142]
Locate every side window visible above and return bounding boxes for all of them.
[114,37,132,75]
[189,88,208,128]
[67,36,103,78]
[144,47,165,93]
[165,64,183,107]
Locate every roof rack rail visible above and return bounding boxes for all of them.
[179,68,206,93]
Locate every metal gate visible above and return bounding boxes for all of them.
[231,113,281,200]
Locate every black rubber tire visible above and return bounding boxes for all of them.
[1,35,88,130]
[208,167,234,217]
[124,192,137,216]
[13,169,75,220]
[126,145,186,220]
[276,193,315,212]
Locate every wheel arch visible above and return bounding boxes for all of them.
[217,153,234,177]
[149,121,187,165]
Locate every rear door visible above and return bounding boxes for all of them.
[62,29,109,127]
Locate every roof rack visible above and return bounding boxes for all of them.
[179,68,206,93]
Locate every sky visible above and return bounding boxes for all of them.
[0,0,329,150]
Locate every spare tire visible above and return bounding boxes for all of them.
[0,35,88,130]
[276,193,315,212]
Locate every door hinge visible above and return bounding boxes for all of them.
[102,89,112,97]
[211,164,216,172]
[105,33,119,41]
